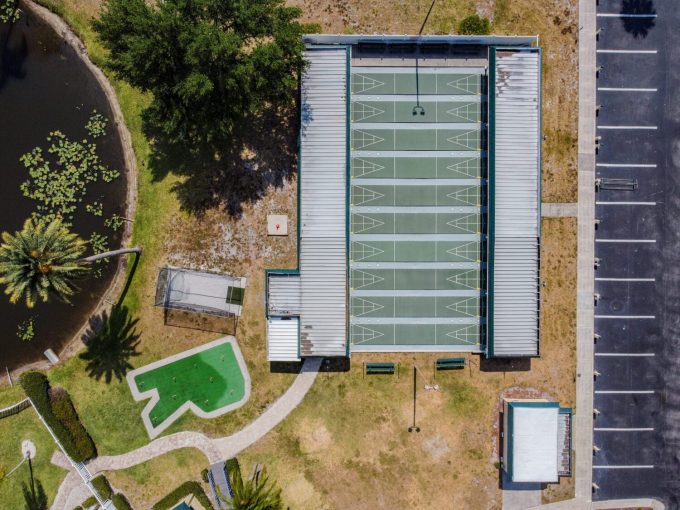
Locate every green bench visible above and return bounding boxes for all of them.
[434,357,465,378]
[364,362,397,377]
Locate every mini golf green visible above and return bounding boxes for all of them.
[132,340,246,428]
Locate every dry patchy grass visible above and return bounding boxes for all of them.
[239,218,577,509]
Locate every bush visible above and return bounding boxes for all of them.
[225,457,241,482]
[201,468,209,483]
[152,481,214,510]
[458,15,491,35]
[90,475,113,500]
[112,493,133,510]
[50,388,97,462]
[20,371,96,462]
[81,496,96,508]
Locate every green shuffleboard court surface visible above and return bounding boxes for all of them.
[349,65,486,352]
[127,337,250,438]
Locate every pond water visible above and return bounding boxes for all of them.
[0,6,128,371]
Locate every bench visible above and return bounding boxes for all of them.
[364,362,397,377]
[434,358,465,378]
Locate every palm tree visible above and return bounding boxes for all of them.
[223,467,284,510]
[79,305,140,383]
[0,217,141,308]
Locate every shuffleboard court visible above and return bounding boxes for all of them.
[349,65,486,352]
[127,337,251,438]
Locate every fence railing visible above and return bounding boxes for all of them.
[0,398,30,420]
[26,397,114,510]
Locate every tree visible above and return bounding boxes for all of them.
[223,467,284,510]
[0,217,142,308]
[93,0,308,151]
[458,15,491,35]
[0,218,88,307]
[79,305,141,383]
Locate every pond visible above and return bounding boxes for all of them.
[0,5,128,371]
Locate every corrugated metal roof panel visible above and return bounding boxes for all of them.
[488,47,541,357]
[267,318,301,362]
[298,47,348,356]
[268,274,301,316]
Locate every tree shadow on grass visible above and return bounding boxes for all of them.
[146,103,299,217]
[79,305,141,383]
[621,0,656,38]
[22,479,47,510]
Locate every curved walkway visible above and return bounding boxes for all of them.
[51,357,322,509]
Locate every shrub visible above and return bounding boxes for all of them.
[20,371,96,462]
[50,388,97,462]
[458,15,491,35]
[201,468,209,483]
[90,475,113,500]
[112,493,133,510]
[151,481,214,510]
[81,496,96,508]
[225,457,241,482]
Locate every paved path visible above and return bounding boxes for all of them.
[541,203,578,218]
[50,357,322,509]
[574,0,596,503]
[530,497,664,510]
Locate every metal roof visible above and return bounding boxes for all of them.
[267,273,301,316]
[267,318,301,362]
[487,47,541,357]
[505,401,559,483]
[298,47,348,357]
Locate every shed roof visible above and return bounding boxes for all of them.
[507,401,559,483]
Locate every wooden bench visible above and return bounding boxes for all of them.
[434,358,465,378]
[364,362,397,377]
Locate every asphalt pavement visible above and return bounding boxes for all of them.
[593,0,680,506]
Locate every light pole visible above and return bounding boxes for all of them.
[412,0,437,117]
[408,365,420,432]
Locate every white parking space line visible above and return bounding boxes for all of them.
[595,277,655,282]
[597,49,658,54]
[595,353,655,357]
[596,13,657,18]
[597,125,658,130]
[595,316,655,319]
[596,201,656,205]
[597,87,657,92]
[593,465,655,469]
[596,163,656,168]
[596,239,656,243]
[595,390,655,394]
[594,427,654,432]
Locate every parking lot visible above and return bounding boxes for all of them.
[593,0,680,504]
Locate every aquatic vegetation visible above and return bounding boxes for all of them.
[86,201,104,217]
[19,113,120,224]
[104,214,124,231]
[16,316,36,341]
[0,0,20,24]
[85,110,107,138]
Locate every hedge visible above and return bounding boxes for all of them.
[112,493,133,510]
[81,496,96,508]
[91,475,113,500]
[20,371,97,462]
[151,481,214,510]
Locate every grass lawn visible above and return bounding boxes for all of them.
[238,217,577,509]
[105,448,210,509]
[0,387,67,509]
